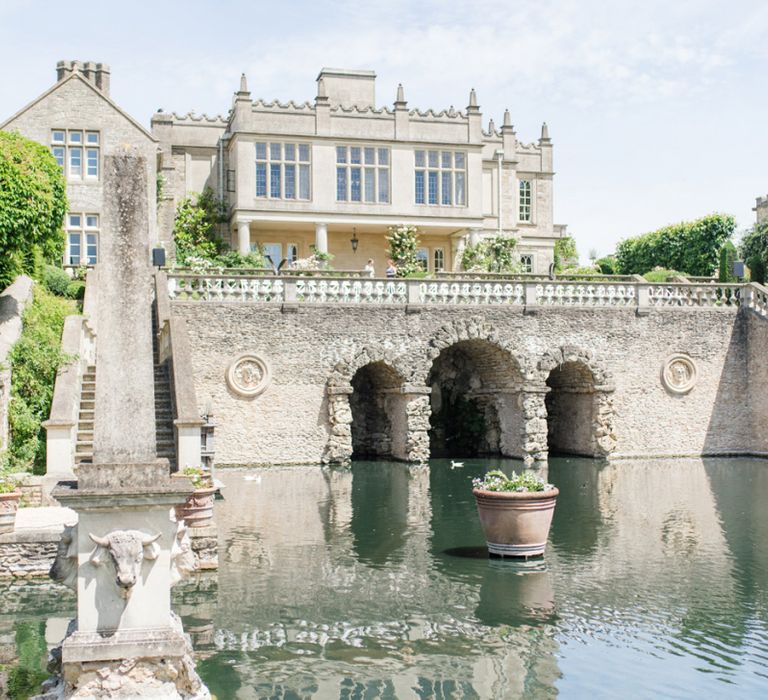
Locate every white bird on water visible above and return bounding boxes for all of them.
[244,474,262,483]
[450,460,464,469]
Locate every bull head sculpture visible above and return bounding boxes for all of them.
[50,524,78,591]
[89,530,162,596]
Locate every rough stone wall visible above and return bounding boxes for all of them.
[173,303,754,465]
[0,540,58,578]
[746,311,768,454]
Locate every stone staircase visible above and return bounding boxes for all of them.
[74,365,96,467]
[72,310,177,469]
[153,306,176,470]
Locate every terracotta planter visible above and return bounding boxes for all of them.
[0,490,22,534]
[175,486,216,528]
[473,487,559,557]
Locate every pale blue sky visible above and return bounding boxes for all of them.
[2,0,766,259]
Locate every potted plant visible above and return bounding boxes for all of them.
[472,470,558,558]
[0,475,22,534]
[175,466,216,528]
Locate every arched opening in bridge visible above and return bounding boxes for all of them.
[349,361,406,459]
[545,361,599,456]
[428,340,523,458]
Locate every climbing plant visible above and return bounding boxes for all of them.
[386,225,421,277]
[172,188,266,269]
[460,236,519,273]
[553,235,578,272]
[0,132,67,286]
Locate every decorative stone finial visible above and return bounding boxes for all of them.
[469,88,478,107]
[396,83,405,103]
[488,118,496,133]
[239,73,248,93]
[503,109,511,127]
[318,77,327,98]
[540,121,551,141]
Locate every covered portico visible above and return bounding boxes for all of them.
[233,214,486,273]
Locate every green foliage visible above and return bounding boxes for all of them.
[472,469,554,493]
[740,221,768,284]
[5,286,73,474]
[6,621,48,699]
[718,241,738,283]
[642,268,686,282]
[553,236,578,272]
[42,264,70,296]
[181,465,212,490]
[65,280,86,300]
[595,255,619,275]
[559,265,600,275]
[172,188,268,269]
[386,225,421,277]
[0,474,20,494]
[615,214,735,276]
[0,132,67,287]
[460,235,520,273]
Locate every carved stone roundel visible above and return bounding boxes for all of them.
[226,354,271,398]
[661,354,697,394]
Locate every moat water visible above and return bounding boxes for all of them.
[4,457,768,698]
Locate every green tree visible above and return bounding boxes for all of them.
[615,214,735,276]
[740,220,768,284]
[595,255,618,275]
[718,240,738,282]
[0,132,67,286]
[553,236,578,272]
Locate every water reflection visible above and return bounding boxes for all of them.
[5,458,768,698]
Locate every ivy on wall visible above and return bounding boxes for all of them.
[386,225,422,277]
[0,132,67,287]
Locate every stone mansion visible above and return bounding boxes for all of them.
[1,61,566,274]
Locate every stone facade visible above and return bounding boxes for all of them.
[171,301,756,467]
[755,194,768,225]
[0,61,160,268]
[152,69,567,275]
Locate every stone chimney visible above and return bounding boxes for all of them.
[56,60,111,96]
[316,68,376,109]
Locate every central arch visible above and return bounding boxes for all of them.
[427,339,524,458]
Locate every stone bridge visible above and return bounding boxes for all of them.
[167,274,768,466]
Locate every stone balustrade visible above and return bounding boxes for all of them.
[168,272,750,312]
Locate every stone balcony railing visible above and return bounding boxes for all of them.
[164,273,768,315]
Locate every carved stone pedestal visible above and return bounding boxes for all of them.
[40,463,210,699]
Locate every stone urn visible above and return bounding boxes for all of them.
[0,490,22,534]
[473,487,559,557]
[175,485,216,528]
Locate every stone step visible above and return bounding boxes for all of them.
[80,400,95,410]
[78,410,94,419]
[80,392,95,401]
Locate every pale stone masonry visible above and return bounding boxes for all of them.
[0,61,160,268]
[755,194,768,225]
[153,68,568,274]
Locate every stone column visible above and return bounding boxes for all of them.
[237,221,251,255]
[314,222,329,255]
[521,384,549,467]
[594,389,617,457]
[323,386,353,464]
[404,391,432,463]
